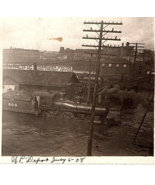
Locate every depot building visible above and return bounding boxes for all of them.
[3,64,80,100]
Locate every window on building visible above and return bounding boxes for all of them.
[109,64,112,67]
[123,64,127,68]
[102,64,105,67]
[116,64,119,67]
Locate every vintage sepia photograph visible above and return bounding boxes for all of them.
[1,17,154,161]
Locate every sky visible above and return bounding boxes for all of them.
[1,17,154,51]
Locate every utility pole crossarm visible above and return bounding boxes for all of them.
[82,44,99,47]
[83,36,121,41]
[83,29,122,33]
[103,45,121,48]
[84,21,123,25]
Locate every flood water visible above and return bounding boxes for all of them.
[2,102,154,156]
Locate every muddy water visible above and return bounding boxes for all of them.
[2,111,90,156]
[2,103,154,156]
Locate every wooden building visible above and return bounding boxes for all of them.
[3,69,80,100]
[100,58,131,79]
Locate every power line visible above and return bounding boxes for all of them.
[83,20,122,156]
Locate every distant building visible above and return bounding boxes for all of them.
[60,42,134,62]
[74,49,94,61]
[3,43,135,82]
[3,48,41,63]
[59,47,74,60]
[42,51,59,59]
[100,58,131,79]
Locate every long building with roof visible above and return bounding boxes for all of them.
[3,68,80,100]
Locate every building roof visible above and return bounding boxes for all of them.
[3,69,80,87]
[3,48,39,52]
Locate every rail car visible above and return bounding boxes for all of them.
[3,90,109,120]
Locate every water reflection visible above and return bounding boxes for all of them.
[2,103,154,156]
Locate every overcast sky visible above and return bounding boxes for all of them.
[1,17,154,51]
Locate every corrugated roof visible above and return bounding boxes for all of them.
[3,69,79,87]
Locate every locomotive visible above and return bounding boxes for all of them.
[3,90,109,120]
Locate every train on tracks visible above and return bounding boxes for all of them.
[3,90,109,120]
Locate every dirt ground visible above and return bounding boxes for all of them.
[2,101,154,156]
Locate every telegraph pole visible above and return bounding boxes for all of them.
[133,43,138,75]
[129,43,145,77]
[87,54,92,104]
[82,21,122,156]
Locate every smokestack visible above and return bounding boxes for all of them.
[121,43,124,57]
[60,47,64,53]
[126,42,129,47]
